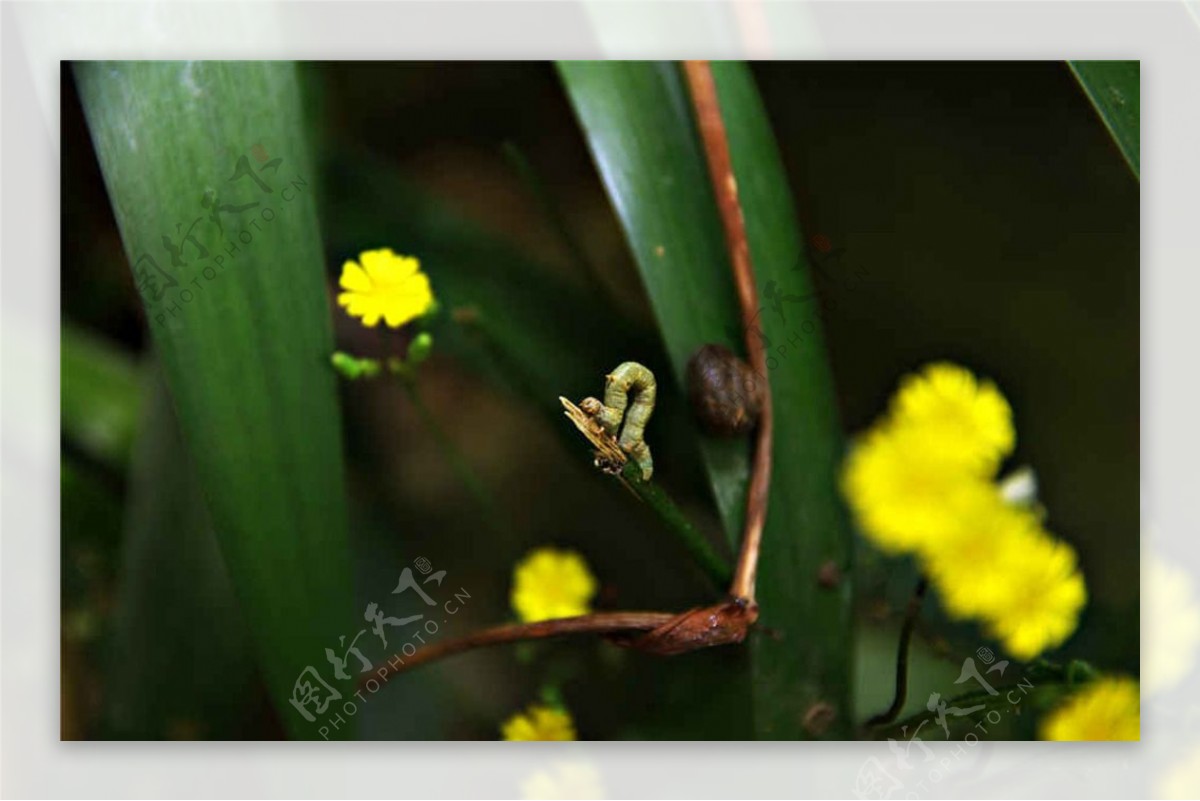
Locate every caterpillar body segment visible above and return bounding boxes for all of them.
[577,362,656,480]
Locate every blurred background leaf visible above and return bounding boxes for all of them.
[74,61,355,739]
[1069,61,1139,179]
[61,324,142,469]
[103,366,258,739]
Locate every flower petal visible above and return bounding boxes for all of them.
[339,260,372,292]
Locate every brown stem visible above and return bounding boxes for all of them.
[682,61,773,604]
[360,601,759,686]
[364,612,673,684]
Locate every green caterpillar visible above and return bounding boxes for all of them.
[580,362,657,480]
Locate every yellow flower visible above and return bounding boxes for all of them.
[501,704,577,741]
[921,489,1045,618]
[337,248,434,328]
[842,425,989,555]
[1039,677,1140,741]
[842,360,1087,661]
[983,532,1087,660]
[511,548,597,624]
[889,362,1014,472]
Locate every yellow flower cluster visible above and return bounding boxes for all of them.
[500,703,577,741]
[510,547,598,624]
[842,362,1086,660]
[1039,677,1140,740]
[337,247,435,328]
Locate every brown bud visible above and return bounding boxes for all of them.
[686,344,764,436]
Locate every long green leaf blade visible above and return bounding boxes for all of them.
[711,62,854,739]
[74,61,355,739]
[560,61,854,738]
[1069,60,1139,178]
[105,367,257,739]
[558,61,750,547]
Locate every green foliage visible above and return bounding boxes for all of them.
[711,62,855,739]
[560,61,854,738]
[104,369,257,738]
[557,61,751,547]
[75,61,355,738]
[1069,61,1139,178]
[61,324,142,467]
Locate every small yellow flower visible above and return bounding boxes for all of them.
[1039,677,1140,740]
[500,703,577,741]
[842,425,988,555]
[337,247,434,328]
[511,548,597,624]
[889,362,1014,471]
[919,488,1086,660]
[983,533,1087,660]
[921,489,1044,618]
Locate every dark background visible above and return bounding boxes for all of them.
[61,62,1138,739]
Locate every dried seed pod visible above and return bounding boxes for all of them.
[686,344,763,436]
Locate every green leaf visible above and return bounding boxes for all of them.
[104,367,257,739]
[61,323,142,467]
[560,61,854,738]
[557,62,750,548]
[711,62,855,739]
[75,61,355,739]
[1068,61,1139,179]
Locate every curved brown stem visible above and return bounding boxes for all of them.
[362,612,674,685]
[682,61,774,604]
[359,598,760,687]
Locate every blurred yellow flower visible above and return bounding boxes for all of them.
[889,361,1014,471]
[501,703,577,741]
[982,533,1087,661]
[842,361,1087,661]
[921,489,1042,617]
[842,425,985,555]
[337,247,434,328]
[1039,677,1140,741]
[511,548,597,624]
